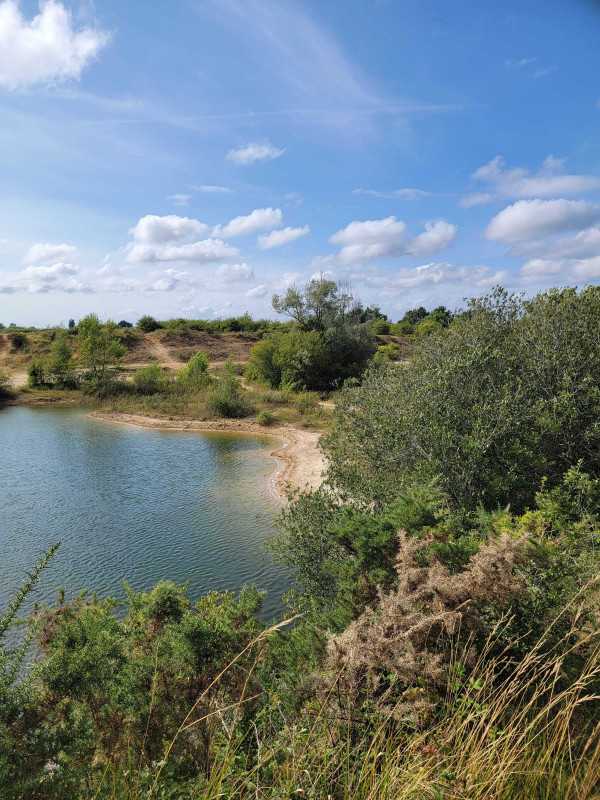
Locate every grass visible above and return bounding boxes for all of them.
[81,609,600,799]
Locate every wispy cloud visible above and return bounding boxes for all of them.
[226,142,285,165]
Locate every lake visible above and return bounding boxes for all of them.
[0,406,288,621]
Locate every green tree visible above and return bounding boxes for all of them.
[77,314,125,381]
[47,332,76,387]
[179,349,210,387]
[68,318,75,329]
[137,314,162,332]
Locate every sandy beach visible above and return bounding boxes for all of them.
[90,411,326,502]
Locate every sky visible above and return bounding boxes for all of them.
[1,0,600,326]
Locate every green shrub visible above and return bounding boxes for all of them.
[207,359,254,418]
[132,362,169,394]
[136,314,162,333]
[179,350,210,387]
[7,331,26,350]
[27,360,46,388]
[0,371,12,398]
[415,318,443,337]
[257,410,275,426]
[370,319,391,335]
[390,320,414,335]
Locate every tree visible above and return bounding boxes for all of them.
[117,320,133,328]
[77,314,125,381]
[401,306,428,326]
[68,319,76,329]
[179,350,210,387]
[137,315,162,333]
[47,333,76,387]
[251,278,376,391]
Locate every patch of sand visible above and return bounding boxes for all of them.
[90,411,326,503]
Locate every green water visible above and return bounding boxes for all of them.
[0,406,288,620]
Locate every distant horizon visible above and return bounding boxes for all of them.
[1,0,600,325]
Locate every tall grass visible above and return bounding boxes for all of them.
[90,603,600,799]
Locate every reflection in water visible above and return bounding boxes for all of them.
[0,406,288,620]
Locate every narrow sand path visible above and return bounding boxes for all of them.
[90,411,326,503]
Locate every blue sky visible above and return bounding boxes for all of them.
[1,0,600,325]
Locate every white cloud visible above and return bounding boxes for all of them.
[353,188,433,200]
[505,57,536,68]
[465,155,600,204]
[226,142,285,166]
[257,225,309,250]
[23,261,78,280]
[245,284,269,298]
[23,242,78,265]
[510,225,600,259]
[486,199,600,243]
[215,263,254,283]
[167,194,192,206]
[459,192,494,208]
[0,0,110,89]
[216,207,282,237]
[130,214,209,245]
[363,261,507,291]
[192,185,233,194]
[519,256,600,284]
[329,216,456,263]
[126,239,238,264]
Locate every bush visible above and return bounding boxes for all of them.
[257,410,275,426]
[117,319,133,328]
[179,350,210,387]
[136,315,162,333]
[27,360,46,388]
[390,320,414,335]
[415,318,443,337]
[0,371,12,398]
[132,362,169,394]
[323,287,600,513]
[7,331,26,350]
[207,359,254,418]
[370,319,391,335]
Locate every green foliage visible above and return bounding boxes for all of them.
[47,332,77,388]
[78,314,126,383]
[7,331,26,350]
[67,318,75,329]
[132,361,169,394]
[390,320,415,334]
[136,314,162,332]
[324,286,600,513]
[257,410,275,426]
[370,318,391,335]
[373,342,400,365]
[0,371,13,398]
[207,358,254,418]
[248,279,376,391]
[415,318,443,337]
[179,349,210,387]
[27,359,46,388]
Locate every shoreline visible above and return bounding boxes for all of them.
[90,410,326,503]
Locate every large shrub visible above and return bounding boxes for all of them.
[324,287,600,513]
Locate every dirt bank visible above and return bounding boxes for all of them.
[90,411,326,502]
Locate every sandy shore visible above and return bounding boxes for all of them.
[90,411,326,503]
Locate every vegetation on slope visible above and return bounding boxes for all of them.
[2,285,600,798]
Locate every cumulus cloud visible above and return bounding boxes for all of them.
[214,263,254,282]
[130,214,209,245]
[463,155,600,206]
[329,216,457,263]
[245,284,269,298]
[0,261,86,293]
[486,199,600,243]
[216,207,282,237]
[363,261,507,291]
[0,0,110,89]
[126,239,238,264]
[519,256,600,284]
[257,225,309,250]
[22,261,78,280]
[510,225,600,259]
[23,242,79,265]
[226,142,285,166]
